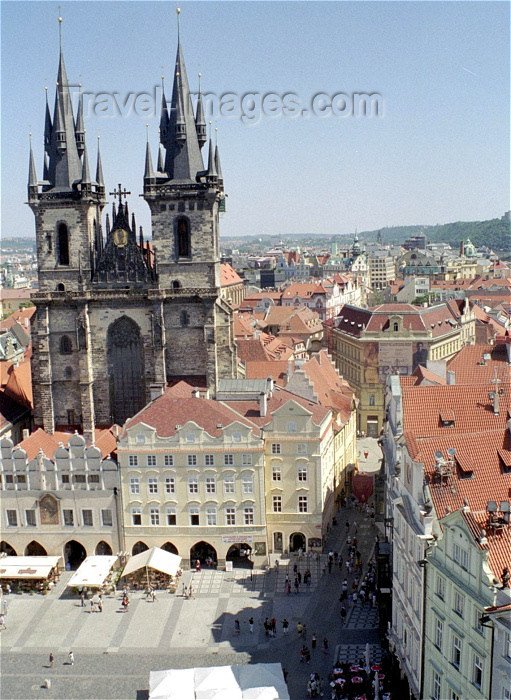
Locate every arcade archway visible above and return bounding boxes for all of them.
[132,541,148,556]
[25,541,47,556]
[190,541,217,568]
[0,541,16,556]
[289,532,306,553]
[95,541,113,556]
[64,540,86,570]
[161,542,179,555]
[226,543,253,569]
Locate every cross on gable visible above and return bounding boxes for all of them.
[109,183,131,207]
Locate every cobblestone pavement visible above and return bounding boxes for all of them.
[1,446,384,699]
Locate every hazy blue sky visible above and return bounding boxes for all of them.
[2,1,509,239]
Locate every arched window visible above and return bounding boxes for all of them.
[393,322,399,332]
[172,280,181,290]
[60,335,72,355]
[64,366,73,379]
[180,310,190,327]
[176,217,191,258]
[58,223,70,266]
[57,283,65,292]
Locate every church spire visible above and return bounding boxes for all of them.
[206,123,217,183]
[44,87,52,155]
[75,89,86,157]
[157,145,164,173]
[81,140,92,187]
[144,126,155,181]
[95,136,105,189]
[214,128,223,188]
[162,8,204,181]
[46,15,83,190]
[28,134,38,192]
[159,76,169,150]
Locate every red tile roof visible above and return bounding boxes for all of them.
[220,263,243,287]
[446,344,510,385]
[16,427,117,461]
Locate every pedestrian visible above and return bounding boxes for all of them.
[322,638,329,654]
[296,621,303,637]
[234,619,240,635]
[264,617,270,636]
[340,606,347,624]
[293,563,298,574]
[275,560,279,572]
[182,583,188,597]
[90,599,95,613]
[301,623,307,640]
[249,616,254,633]
[68,651,74,666]
[49,652,54,668]
[271,617,277,636]
[311,633,317,650]
[294,578,300,594]
[328,560,333,574]
[286,582,291,595]
[98,600,103,613]
[282,618,289,635]
[346,520,350,531]
[80,592,85,607]
[188,583,193,598]
[297,571,302,585]
[151,588,156,602]
[0,613,6,630]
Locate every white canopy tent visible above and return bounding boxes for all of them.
[148,663,289,700]
[0,556,62,579]
[67,555,118,588]
[121,547,181,579]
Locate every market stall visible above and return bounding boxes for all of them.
[120,547,182,591]
[0,555,62,593]
[67,555,118,592]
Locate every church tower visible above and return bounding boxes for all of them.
[143,14,235,389]
[28,15,236,441]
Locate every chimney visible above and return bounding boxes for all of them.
[446,370,456,385]
[192,387,200,398]
[266,376,274,396]
[259,391,267,417]
[287,358,294,378]
[22,428,30,440]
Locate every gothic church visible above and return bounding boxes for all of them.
[28,23,236,442]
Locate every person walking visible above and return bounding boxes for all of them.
[249,617,254,633]
[80,592,85,607]
[322,638,329,655]
[271,617,277,636]
[282,618,289,635]
[311,633,317,650]
[0,613,6,630]
[234,619,240,635]
[68,651,74,666]
[340,606,347,625]
[49,652,54,668]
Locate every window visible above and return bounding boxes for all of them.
[450,691,460,700]
[432,672,441,700]
[63,509,74,526]
[186,433,195,443]
[150,508,160,526]
[298,495,308,513]
[472,654,482,689]
[452,635,462,669]
[297,443,307,455]
[180,311,190,327]
[16,474,26,484]
[129,455,139,467]
[232,432,241,443]
[273,495,282,513]
[58,222,70,265]
[187,455,197,467]
[166,507,176,526]
[393,322,399,332]
[177,217,191,258]
[188,477,198,494]
[131,507,142,526]
[73,474,86,484]
[65,365,73,379]
[224,475,235,493]
[272,443,281,454]
[244,506,254,525]
[204,454,215,467]
[369,394,375,406]
[88,474,100,485]
[164,455,174,467]
[453,590,464,618]
[242,453,252,465]
[130,477,140,495]
[434,618,443,651]
[148,477,158,494]
[80,509,93,527]
[25,509,36,527]
[189,507,200,526]
[242,476,253,494]
[287,421,297,432]
[297,465,308,482]
[436,574,445,600]
[147,455,157,466]
[272,466,281,481]
[136,434,145,444]
[224,454,234,466]
[453,543,468,569]
[206,507,217,526]
[205,477,216,494]
[59,335,72,354]
[101,509,113,527]
[225,507,236,525]
[165,477,175,494]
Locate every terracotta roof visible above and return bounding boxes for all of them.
[16,427,117,461]
[3,360,33,408]
[236,337,272,362]
[282,283,328,299]
[0,307,36,332]
[245,360,290,386]
[124,387,260,438]
[220,263,243,287]
[300,350,355,423]
[0,288,33,300]
[411,365,446,385]
[446,344,510,385]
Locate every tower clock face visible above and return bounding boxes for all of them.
[113,228,128,247]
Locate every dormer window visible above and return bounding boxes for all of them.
[393,322,399,332]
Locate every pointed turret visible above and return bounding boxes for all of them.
[28,138,38,194]
[206,132,217,182]
[44,88,52,155]
[144,139,155,181]
[162,25,204,181]
[157,145,164,173]
[75,91,86,156]
[214,132,223,187]
[195,72,207,149]
[46,20,83,190]
[81,141,92,191]
[43,153,50,182]
[159,79,170,149]
[95,137,105,190]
